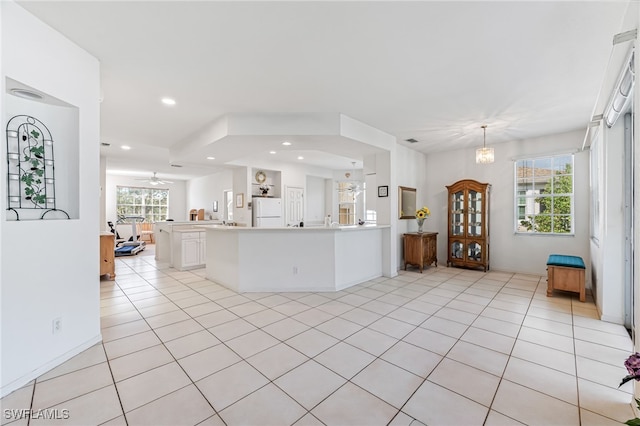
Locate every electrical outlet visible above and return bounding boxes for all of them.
[52,317,62,334]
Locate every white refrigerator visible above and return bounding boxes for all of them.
[252,197,284,228]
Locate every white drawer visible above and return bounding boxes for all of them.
[181,232,200,240]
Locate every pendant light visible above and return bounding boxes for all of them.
[475,124,494,164]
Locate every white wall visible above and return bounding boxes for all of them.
[186,169,233,221]
[100,156,107,228]
[1,1,100,396]
[395,145,429,268]
[104,174,188,227]
[306,175,326,226]
[425,129,590,276]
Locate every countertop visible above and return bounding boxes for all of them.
[198,224,390,232]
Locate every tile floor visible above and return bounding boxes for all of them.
[1,247,636,425]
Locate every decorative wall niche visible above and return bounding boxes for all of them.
[5,79,79,220]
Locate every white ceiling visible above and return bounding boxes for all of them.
[16,1,631,181]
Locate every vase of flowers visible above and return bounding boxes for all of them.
[415,206,430,233]
[620,353,640,425]
[259,183,270,196]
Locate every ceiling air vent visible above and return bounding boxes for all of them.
[100,142,111,147]
[405,138,419,143]
[170,164,183,168]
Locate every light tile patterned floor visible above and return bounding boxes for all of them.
[1,247,636,425]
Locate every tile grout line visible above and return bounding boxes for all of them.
[92,259,609,425]
[105,271,226,425]
[100,341,130,426]
[481,275,543,424]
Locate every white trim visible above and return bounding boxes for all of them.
[510,149,578,162]
[0,334,102,398]
[513,154,575,235]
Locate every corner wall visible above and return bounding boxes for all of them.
[1,1,101,396]
[395,145,429,269]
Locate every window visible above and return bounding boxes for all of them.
[116,186,169,223]
[515,154,574,234]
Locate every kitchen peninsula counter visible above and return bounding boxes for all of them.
[198,225,389,292]
[154,221,222,268]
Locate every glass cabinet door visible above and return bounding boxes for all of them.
[467,241,482,263]
[451,191,464,236]
[467,190,483,237]
[451,241,464,260]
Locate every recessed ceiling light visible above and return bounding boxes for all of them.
[10,88,43,100]
[121,145,131,150]
[206,156,215,160]
[161,98,176,106]
[269,151,276,154]
[282,141,292,146]
[297,156,304,160]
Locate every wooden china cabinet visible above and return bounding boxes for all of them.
[446,179,490,271]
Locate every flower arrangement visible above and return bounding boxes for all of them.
[620,353,640,425]
[259,183,270,196]
[415,206,430,233]
[416,206,431,219]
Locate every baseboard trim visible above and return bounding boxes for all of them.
[1,334,102,398]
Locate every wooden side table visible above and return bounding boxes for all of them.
[100,232,116,280]
[403,232,438,273]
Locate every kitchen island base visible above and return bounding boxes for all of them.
[202,225,388,292]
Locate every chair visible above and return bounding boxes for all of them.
[137,222,154,243]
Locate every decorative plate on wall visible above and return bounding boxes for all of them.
[255,170,267,184]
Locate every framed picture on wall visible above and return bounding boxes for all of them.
[235,193,244,208]
[378,185,389,197]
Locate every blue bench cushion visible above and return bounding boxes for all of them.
[547,254,585,269]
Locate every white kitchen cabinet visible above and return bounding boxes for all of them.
[173,230,206,271]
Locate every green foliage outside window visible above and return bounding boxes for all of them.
[516,155,574,234]
[116,186,169,223]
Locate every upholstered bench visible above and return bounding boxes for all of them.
[546,254,585,302]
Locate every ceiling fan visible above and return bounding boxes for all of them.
[136,172,174,186]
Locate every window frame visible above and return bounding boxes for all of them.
[116,185,170,223]
[513,154,575,235]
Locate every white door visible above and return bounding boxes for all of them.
[286,186,304,225]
